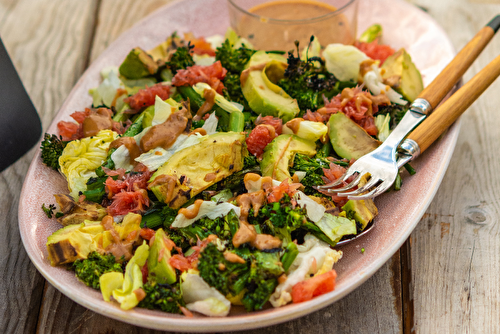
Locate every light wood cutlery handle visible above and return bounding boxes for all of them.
[418,16,500,109]
[408,53,500,153]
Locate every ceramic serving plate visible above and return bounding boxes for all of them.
[18,0,458,331]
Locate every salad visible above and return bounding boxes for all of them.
[40,25,422,317]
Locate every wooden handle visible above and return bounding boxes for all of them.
[408,54,500,153]
[418,26,495,109]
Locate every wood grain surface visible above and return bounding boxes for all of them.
[1,0,499,333]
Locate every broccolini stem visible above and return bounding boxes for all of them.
[141,212,164,229]
[281,242,299,272]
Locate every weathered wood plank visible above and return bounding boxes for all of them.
[407,0,500,333]
[36,1,403,332]
[0,0,98,333]
[89,0,174,63]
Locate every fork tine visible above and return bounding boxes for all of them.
[317,168,360,189]
[347,186,380,200]
[343,176,381,196]
[336,177,380,197]
[327,173,363,193]
[347,180,392,200]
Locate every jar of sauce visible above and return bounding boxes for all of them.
[227,0,358,51]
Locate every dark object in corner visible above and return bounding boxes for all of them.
[0,37,41,172]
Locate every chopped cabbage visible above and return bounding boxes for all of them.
[193,54,216,66]
[152,96,180,126]
[324,44,367,82]
[206,34,225,50]
[375,113,391,142]
[134,132,205,172]
[293,171,307,182]
[282,120,328,142]
[171,201,241,228]
[181,273,231,317]
[269,234,342,307]
[111,145,133,171]
[90,66,125,108]
[314,213,357,244]
[59,130,118,199]
[202,112,218,135]
[294,191,326,223]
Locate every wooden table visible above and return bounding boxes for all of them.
[1,0,499,333]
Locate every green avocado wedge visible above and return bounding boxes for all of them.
[381,48,423,102]
[241,51,300,122]
[261,134,316,182]
[329,113,381,160]
[147,228,177,284]
[150,132,246,208]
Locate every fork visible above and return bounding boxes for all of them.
[318,15,500,200]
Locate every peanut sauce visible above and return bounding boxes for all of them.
[178,199,204,220]
[237,0,353,51]
[82,108,113,137]
[359,59,377,78]
[236,190,266,221]
[239,63,267,87]
[250,234,282,250]
[232,220,257,248]
[148,174,177,203]
[109,136,142,165]
[194,89,216,121]
[133,288,146,302]
[140,107,191,153]
[223,251,246,264]
[204,173,217,182]
[285,118,304,134]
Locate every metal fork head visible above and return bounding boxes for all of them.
[317,149,400,200]
[317,102,429,200]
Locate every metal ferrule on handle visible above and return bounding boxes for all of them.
[372,98,430,163]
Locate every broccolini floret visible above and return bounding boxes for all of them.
[73,252,123,289]
[167,46,194,74]
[197,243,284,311]
[138,282,185,314]
[216,39,256,109]
[290,153,331,195]
[278,48,342,113]
[40,133,67,171]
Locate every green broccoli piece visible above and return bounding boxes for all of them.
[167,46,194,74]
[138,282,185,314]
[40,133,67,171]
[198,243,248,296]
[241,277,278,311]
[290,153,331,195]
[278,49,341,113]
[198,243,284,311]
[41,203,56,218]
[73,252,123,289]
[216,39,256,109]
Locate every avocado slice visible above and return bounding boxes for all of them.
[150,132,246,208]
[241,51,300,122]
[147,228,177,284]
[329,113,381,160]
[381,48,423,102]
[342,199,378,230]
[119,47,159,80]
[260,134,316,182]
[46,221,103,266]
